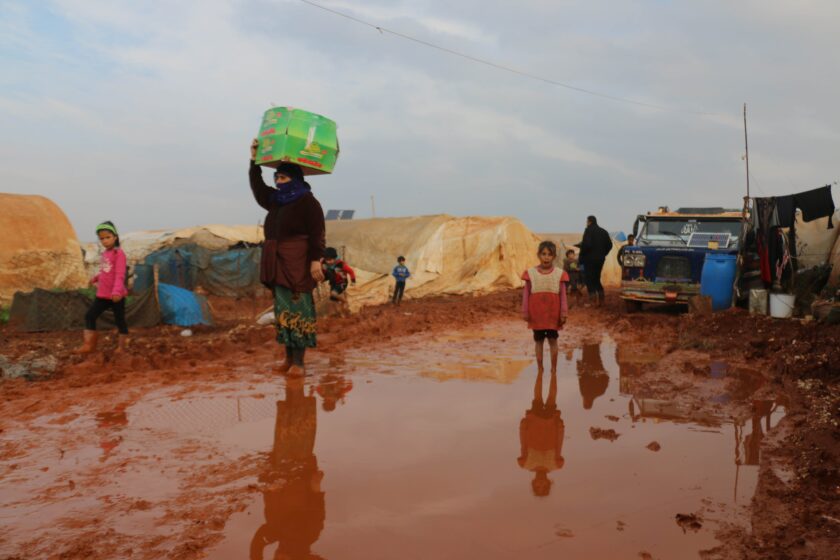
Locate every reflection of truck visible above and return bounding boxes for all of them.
[620,207,744,312]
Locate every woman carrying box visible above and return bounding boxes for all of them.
[249,139,326,376]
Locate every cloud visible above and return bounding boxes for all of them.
[1,0,838,238]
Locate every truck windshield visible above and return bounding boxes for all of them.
[639,219,742,247]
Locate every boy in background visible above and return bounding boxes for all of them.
[322,247,356,316]
[392,256,410,305]
[563,249,583,304]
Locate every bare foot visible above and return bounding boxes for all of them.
[277,361,292,373]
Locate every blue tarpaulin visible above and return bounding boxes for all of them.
[157,283,213,326]
[137,244,261,297]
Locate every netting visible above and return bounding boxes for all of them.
[8,287,161,332]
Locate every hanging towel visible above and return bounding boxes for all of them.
[793,185,834,228]
[774,195,796,228]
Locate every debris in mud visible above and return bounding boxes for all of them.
[605,414,620,422]
[646,441,661,452]
[616,520,626,532]
[675,513,703,533]
[553,525,574,538]
[589,427,620,441]
[638,552,654,560]
[0,353,58,380]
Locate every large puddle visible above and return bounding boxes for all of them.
[202,337,783,559]
[0,329,785,559]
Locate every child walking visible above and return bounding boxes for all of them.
[522,241,569,374]
[391,256,410,305]
[75,221,128,354]
[322,247,356,316]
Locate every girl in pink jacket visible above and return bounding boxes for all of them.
[75,221,129,354]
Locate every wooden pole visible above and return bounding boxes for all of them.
[743,103,750,199]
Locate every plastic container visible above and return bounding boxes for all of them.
[749,289,768,315]
[769,293,795,318]
[700,254,737,311]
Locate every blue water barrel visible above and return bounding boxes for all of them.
[700,254,737,311]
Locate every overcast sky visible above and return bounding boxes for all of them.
[2,0,838,240]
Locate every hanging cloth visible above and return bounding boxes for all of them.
[793,185,834,228]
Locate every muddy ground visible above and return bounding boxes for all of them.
[0,290,837,559]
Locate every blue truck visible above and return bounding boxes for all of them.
[619,207,744,312]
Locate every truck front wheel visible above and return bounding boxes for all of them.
[623,299,643,313]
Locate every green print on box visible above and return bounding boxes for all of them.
[256,107,339,175]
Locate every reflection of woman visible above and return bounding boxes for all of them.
[250,140,326,376]
[518,369,565,497]
[250,377,325,560]
[577,343,609,410]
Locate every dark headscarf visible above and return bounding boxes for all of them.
[272,163,311,206]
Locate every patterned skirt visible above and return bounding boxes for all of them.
[273,286,317,349]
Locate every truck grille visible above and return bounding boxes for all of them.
[656,256,691,280]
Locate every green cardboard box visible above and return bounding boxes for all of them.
[255,107,339,175]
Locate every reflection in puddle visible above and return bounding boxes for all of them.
[576,343,609,410]
[250,377,325,560]
[178,335,786,559]
[518,369,565,497]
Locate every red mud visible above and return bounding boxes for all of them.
[0,290,837,559]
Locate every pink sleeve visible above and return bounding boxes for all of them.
[112,250,127,296]
[559,277,568,318]
[522,280,531,316]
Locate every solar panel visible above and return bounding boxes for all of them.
[339,210,355,220]
[325,210,341,221]
[687,232,731,248]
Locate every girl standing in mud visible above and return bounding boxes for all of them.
[521,241,569,374]
[250,139,326,376]
[75,221,128,354]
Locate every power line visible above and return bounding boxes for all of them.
[299,0,728,117]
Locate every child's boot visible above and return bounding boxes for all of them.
[74,330,98,354]
[116,335,129,352]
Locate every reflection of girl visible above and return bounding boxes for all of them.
[250,140,326,375]
[250,377,325,560]
[518,369,565,497]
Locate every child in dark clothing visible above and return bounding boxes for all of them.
[391,256,410,305]
[321,247,356,316]
[563,249,583,303]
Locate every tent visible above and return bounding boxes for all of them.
[83,224,264,270]
[829,232,840,288]
[795,210,840,269]
[136,244,262,297]
[0,194,87,306]
[325,215,542,308]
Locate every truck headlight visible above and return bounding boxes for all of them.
[623,253,646,267]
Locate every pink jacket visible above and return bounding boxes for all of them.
[92,248,128,299]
